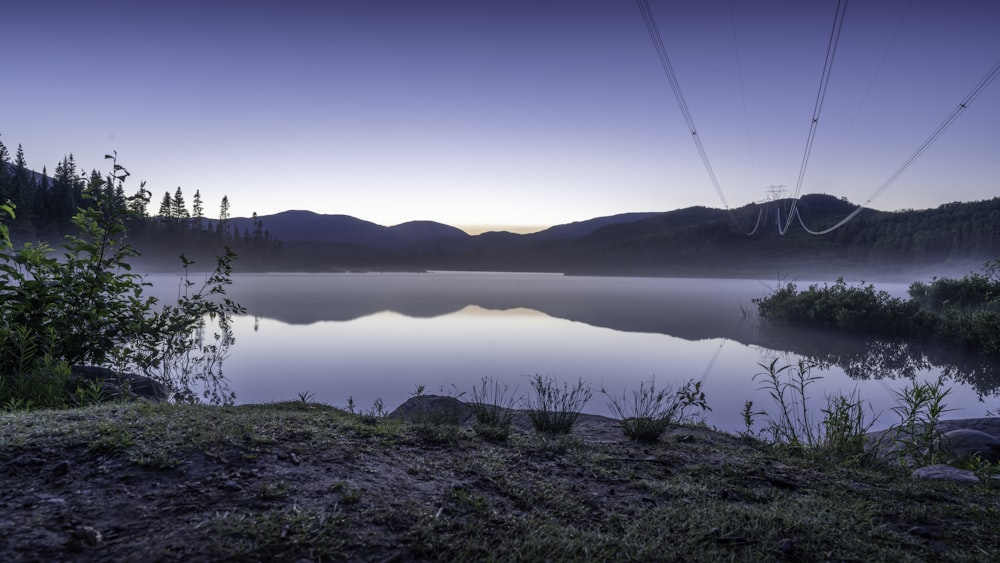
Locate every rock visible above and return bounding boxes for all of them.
[66,525,102,550]
[911,464,981,485]
[51,461,71,477]
[866,418,1000,463]
[386,395,473,425]
[937,429,1000,464]
[70,366,172,402]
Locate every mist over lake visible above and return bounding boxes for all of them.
[146,271,1000,433]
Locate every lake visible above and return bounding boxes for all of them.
[146,271,1000,433]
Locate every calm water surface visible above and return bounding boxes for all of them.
[146,271,1000,433]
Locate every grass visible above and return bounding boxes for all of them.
[602,377,711,442]
[469,376,517,441]
[749,358,880,465]
[4,397,1000,561]
[522,374,593,434]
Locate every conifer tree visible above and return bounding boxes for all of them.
[172,187,189,219]
[217,195,231,239]
[192,189,204,230]
[0,135,10,203]
[157,191,173,220]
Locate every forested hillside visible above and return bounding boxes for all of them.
[2,135,995,276]
[0,137,280,270]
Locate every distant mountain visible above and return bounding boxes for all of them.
[224,210,469,251]
[526,212,664,241]
[201,194,1000,277]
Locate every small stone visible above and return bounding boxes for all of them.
[912,464,981,485]
[778,538,794,554]
[52,461,71,477]
[908,525,939,538]
[13,454,43,466]
[67,525,102,550]
[222,480,243,491]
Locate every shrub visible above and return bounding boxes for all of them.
[523,375,592,435]
[602,378,711,442]
[0,156,244,407]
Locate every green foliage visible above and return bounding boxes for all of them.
[751,359,877,464]
[755,264,1000,357]
[754,278,919,335]
[818,389,879,466]
[885,379,953,466]
[469,377,518,442]
[0,155,244,408]
[602,378,711,442]
[523,375,592,435]
[752,359,822,447]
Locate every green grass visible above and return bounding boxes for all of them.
[4,400,1000,561]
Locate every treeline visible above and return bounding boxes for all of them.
[0,135,280,270]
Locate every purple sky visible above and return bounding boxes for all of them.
[4,0,998,233]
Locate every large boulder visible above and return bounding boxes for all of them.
[69,366,172,403]
[937,429,1000,464]
[387,395,473,425]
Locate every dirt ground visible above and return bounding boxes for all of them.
[2,400,998,562]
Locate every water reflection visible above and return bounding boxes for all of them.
[144,272,1000,429]
[755,323,1000,398]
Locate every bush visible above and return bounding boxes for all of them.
[0,156,244,408]
[755,264,1000,357]
[523,375,592,435]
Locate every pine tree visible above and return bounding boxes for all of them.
[158,191,173,220]
[192,189,204,230]
[172,187,189,220]
[0,135,10,203]
[51,155,79,229]
[217,195,231,239]
[127,187,149,219]
[10,145,35,231]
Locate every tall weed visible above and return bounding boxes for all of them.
[886,379,952,466]
[752,359,877,464]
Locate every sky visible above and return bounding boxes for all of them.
[3,0,998,234]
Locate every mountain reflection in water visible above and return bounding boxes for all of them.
[146,272,1000,431]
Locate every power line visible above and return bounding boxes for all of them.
[796,55,1000,236]
[781,0,849,235]
[635,0,733,219]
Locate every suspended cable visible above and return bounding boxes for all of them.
[796,55,1000,235]
[635,0,734,222]
[745,207,764,236]
[730,0,757,186]
[699,341,725,385]
[781,0,849,235]
[816,0,913,186]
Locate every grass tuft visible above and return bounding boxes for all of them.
[469,377,518,441]
[523,375,592,434]
[602,378,711,442]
